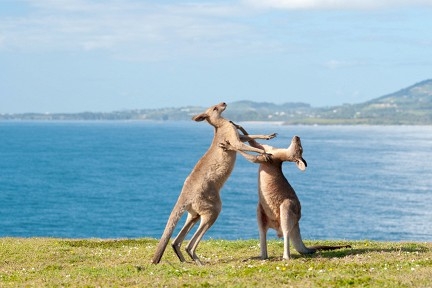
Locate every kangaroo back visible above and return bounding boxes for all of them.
[151,204,186,264]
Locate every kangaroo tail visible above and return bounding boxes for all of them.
[151,204,185,264]
[290,224,351,255]
[290,224,316,255]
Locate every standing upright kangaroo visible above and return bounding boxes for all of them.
[221,123,350,260]
[151,102,276,265]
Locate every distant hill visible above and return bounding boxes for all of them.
[1,79,432,124]
[223,101,312,122]
[298,79,432,125]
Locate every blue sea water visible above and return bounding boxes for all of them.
[0,121,431,242]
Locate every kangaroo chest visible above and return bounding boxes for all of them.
[258,164,301,220]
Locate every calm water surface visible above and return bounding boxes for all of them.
[0,121,431,241]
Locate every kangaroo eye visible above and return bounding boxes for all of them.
[213,107,218,111]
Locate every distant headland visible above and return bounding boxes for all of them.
[1,79,431,125]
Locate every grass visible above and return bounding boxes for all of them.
[1,238,431,287]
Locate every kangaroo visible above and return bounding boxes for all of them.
[221,123,350,260]
[151,102,276,265]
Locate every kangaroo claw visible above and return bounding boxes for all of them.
[219,140,232,151]
[263,153,273,163]
[266,133,277,140]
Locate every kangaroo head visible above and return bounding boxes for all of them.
[286,136,307,171]
[192,102,227,127]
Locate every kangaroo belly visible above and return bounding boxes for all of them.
[258,166,297,232]
[211,157,236,183]
[187,150,236,191]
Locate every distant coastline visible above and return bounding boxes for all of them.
[1,79,431,125]
[237,121,285,125]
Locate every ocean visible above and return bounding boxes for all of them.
[1,121,431,242]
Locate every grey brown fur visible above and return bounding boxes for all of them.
[151,102,276,265]
[221,123,350,260]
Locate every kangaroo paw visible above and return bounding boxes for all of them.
[266,133,277,140]
[219,140,233,151]
[262,152,273,162]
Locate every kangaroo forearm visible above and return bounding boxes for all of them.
[247,134,274,140]
[230,120,274,148]
[239,135,264,149]
[236,150,265,163]
[235,142,266,154]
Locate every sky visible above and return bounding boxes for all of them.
[1,0,432,113]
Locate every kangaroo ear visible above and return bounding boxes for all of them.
[192,113,208,122]
[296,158,307,171]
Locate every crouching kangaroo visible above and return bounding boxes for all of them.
[221,123,350,260]
[151,102,276,265]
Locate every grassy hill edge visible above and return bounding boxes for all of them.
[1,238,431,287]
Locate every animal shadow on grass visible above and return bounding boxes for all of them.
[238,248,353,263]
[235,242,430,263]
[336,243,430,257]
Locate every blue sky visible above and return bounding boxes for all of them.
[1,0,432,113]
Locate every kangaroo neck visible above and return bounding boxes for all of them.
[259,161,283,176]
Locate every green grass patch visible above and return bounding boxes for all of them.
[1,238,431,287]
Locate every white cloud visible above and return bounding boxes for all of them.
[2,0,431,62]
[324,60,362,70]
[244,0,432,10]
[0,1,257,60]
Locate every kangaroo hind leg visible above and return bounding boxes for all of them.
[171,212,200,262]
[280,201,292,260]
[257,204,270,259]
[280,200,299,260]
[185,211,220,265]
